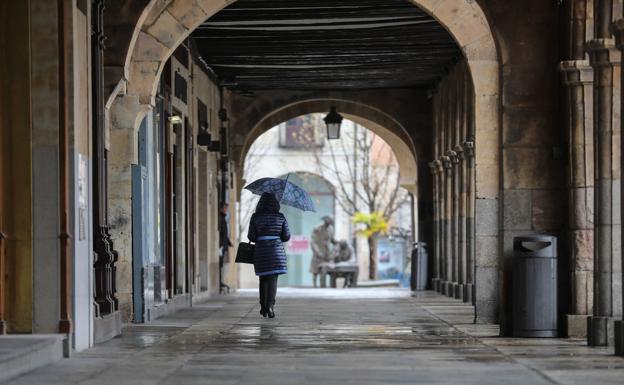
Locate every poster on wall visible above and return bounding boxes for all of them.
[78,154,88,209]
[376,237,407,284]
[78,154,88,240]
[287,235,310,253]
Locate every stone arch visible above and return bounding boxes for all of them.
[236,99,419,196]
[113,0,500,199]
[109,0,501,320]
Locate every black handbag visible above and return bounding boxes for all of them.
[235,242,255,264]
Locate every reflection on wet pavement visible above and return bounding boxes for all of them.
[4,288,624,385]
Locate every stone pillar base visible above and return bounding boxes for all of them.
[432,278,441,292]
[439,280,448,295]
[587,316,615,346]
[566,314,588,338]
[62,334,73,358]
[453,283,463,299]
[463,283,474,303]
[445,281,454,297]
[615,320,624,356]
[94,311,122,344]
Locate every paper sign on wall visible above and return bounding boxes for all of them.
[287,235,309,253]
[78,154,88,240]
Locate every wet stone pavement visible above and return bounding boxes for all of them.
[5,288,624,385]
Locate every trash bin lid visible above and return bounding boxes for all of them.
[513,235,557,258]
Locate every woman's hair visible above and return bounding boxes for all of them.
[255,192,280,213]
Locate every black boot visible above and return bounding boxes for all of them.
[260,306,268,317]
[266,274,278,318]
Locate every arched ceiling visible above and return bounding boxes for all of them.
[233,98,419,194]
[190,0,460,91]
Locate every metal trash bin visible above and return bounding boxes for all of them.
[512,235,557,337]
[411,242,428,291]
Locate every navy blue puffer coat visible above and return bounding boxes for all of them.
[247,193,291,276]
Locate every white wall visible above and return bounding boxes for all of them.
[71,3,94,351]
[238,118,410,287]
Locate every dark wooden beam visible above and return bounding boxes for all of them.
[191,0,460,90]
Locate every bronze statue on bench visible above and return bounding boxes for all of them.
[326,240,359,288]
[310,216,336,288]
[309,216,358,288]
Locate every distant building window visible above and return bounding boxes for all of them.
[174,72,187,103]
[197,99,209,132]
[172,46,189,69]
[279,115,324,148]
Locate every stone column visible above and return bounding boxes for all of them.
[438,82,450,295]
[586,37,622,347]
[456,145,467,301]
[31,0,62,334]
[453,67,465,301]
[0,0,34,333]
[442,155,453,295]
[560,60,595,338]
[430,162,440,291]
[435,159,445,292]
[0,69,5,335]
[436,159,445,293]
[448,69,460,299]
[611,18,624,355]
[449,149,461,298]
[108,94,150,322]
[464,140,476,303]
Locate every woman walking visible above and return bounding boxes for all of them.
[247,193,291,318]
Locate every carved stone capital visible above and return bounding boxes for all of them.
[429,160,444,175]
[454,145,465,160]
[447,150,459,164]
[432,159,443,174]
[441,155,452,169]
[586,38,621,68]
[428,161,437,175]
[559,60,594,86]
[463,140,475,158]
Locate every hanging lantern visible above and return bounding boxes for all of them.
[324,106,343,140]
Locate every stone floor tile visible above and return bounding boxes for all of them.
[3,288,624,385]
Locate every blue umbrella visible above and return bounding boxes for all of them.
[244,175,316,212]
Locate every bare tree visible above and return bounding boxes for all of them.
[242,116,409,280]
[305,120,410,279]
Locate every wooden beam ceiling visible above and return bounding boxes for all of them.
[191,0,460,91]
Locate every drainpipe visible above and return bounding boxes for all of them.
[57,0,73,341]
[92,0,118,316]
[218,87,229,204]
